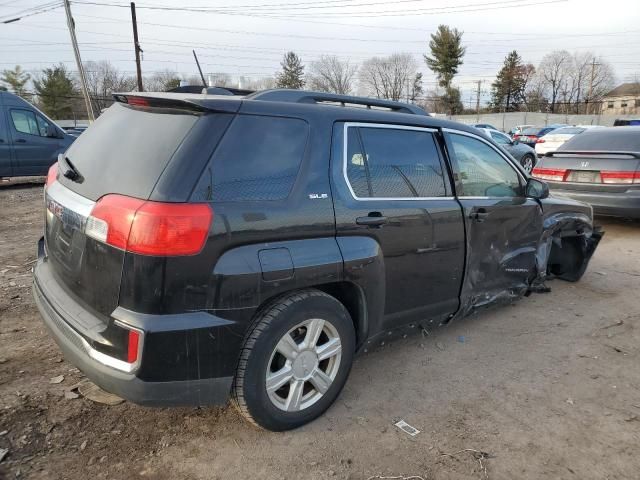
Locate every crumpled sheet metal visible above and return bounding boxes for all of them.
[453,212,603,322]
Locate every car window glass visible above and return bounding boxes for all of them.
[449,133,522,197]
[36,114,50,136]
[11,109,41,136]
[191,115,308,202]
[522,127,540,135]
[490,131,510,144]
[346,126,447,198]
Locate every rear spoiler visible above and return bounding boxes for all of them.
[112,93,241,114]
[546,150,640,159]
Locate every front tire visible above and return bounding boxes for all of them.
[232,289,356,431]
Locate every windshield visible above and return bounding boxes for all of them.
[59,103,199,201]
[553,127,585,135]
[522,127,543,135]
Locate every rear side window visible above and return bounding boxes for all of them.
[192,115,308,202]
[345,126,447,198]
[60,103,199,201]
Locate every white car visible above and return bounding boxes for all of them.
[535,125,604,157]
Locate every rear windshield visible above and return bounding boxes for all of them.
[560,128,640,151]
[553,127,585,135]
[522,127,543,135]
[59,103,199,201]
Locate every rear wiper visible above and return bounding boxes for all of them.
[58,154,82,182]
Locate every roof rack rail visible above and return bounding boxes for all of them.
[246,89,429,116]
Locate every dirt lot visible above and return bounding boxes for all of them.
[0,179,639,480]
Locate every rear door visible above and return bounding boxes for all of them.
[332,123,465,329]
[8,107,61,175]
[0,102,12,177]
[444,130,543,313]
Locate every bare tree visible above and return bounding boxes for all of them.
[144,69,181,92]
[537,50,572,113]
[239,76,276,91]
[308,55,357,94]
[84,61,136,112]
[358,53,418,101]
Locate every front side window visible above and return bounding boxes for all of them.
[11,109,41,136]
[345,126,447,198]
[448,133,522,198]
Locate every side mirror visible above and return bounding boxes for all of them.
[526,178,549,199]
[512,139,519,145]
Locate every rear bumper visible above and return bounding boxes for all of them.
[549,186,640,219]
[33,240,235,406]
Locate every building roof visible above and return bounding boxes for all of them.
[604,83,640,98]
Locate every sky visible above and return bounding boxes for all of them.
[1,0,639,106]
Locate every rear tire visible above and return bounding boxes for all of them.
[521,154,535,173]
[232,289,356,431]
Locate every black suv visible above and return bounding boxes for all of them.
[34,90,602,431]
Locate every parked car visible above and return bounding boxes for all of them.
[508,124,534,137]
[478,127,537,173]
[34,90,602,431]
[613,119,640,126]
[535,125,605,157]
[0,91,75,178]
[471,123,499,131]
[533,126,640,218]
[515,125,567,148]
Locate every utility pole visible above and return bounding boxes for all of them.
[475,80,482,122]
[586,58,599,115]
[130,2,143,92]
[63,0,94,121]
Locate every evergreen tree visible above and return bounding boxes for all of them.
[490,50,528,112]
[276,52,305,89]
[442,86,464,115]
[424,25,465,114]
[424,25,465,89]
[33,64,78,119]
[1,65,31,98]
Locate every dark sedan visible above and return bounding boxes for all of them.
[532,126,640,219]
[479,128,537,173]
[515,125,566,148]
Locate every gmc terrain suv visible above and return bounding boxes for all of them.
[34,90,602,431]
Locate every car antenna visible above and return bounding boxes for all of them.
[192,49,207,88]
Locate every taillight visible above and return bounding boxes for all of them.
[85,194,212,256]
[127,329,141,363]
[532,167,568,182]
[126,96,150,107]
[536,138,545,143]
[46,162,58,187]
[600,170,640,184]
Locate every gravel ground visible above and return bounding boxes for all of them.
[0,178,639,480]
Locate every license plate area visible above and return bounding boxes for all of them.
[567,170,601,183]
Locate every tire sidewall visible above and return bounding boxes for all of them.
[240,293,356,431]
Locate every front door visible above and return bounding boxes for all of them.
[333,123,465,330]
[0,107,12,177]
[8,108,60,176]
[444,130,543,315]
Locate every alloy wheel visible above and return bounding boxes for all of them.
[266,318,342,412]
